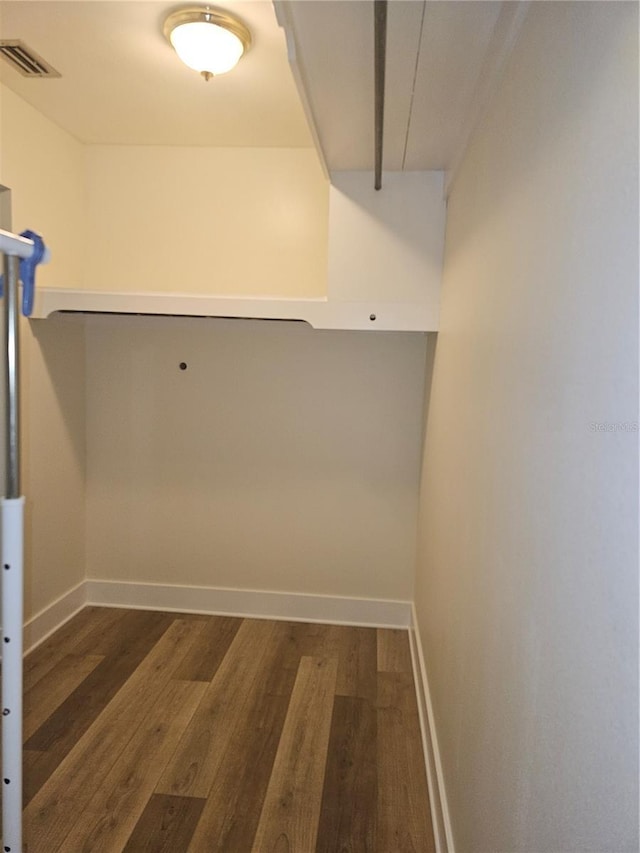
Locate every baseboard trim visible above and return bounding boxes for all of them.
[85,579,412,629]
[23,581,87,654]
[409,602,455,853]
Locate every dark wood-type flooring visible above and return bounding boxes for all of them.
[18,606,434,852]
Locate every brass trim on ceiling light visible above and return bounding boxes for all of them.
[163,6,252,55]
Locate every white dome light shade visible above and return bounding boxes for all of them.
[170,21,242,75]
[164,7,251,80]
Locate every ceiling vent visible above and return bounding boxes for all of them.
[0,41,60,77]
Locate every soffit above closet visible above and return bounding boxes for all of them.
[278,0,506,171]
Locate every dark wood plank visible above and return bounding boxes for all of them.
[377,668,419,712]
[23,749,54,807]
[316,696,377,853]
[65,607,140,657]
[24,607,123,691]
[24,653,104,740]
[187,623,298,852]
[331,625,377,700]
[23,610,204,806]
[172,615,241,682]
[279,623,376,699]
[188,692,290,853]
[156,619,281,798]
[123,794,206,853]
[25,610,173,757]
[251,656,338,853]
[377,627,413,673]
[61,680,207,852]
[261,621,305,698]
[24,619,208,850]
[277,621,341,672]
[377,672,435,853]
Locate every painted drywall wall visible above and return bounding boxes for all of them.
[83,145,328,298]
[85,316,427,602]
[26,317,86,620]
[0,84,85,290]
[415,3,638,852]
[328,171,445,326]
[0,81,436,622]
[0,84,87,620]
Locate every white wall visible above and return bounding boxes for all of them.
[0,84,87,620]
[415,3,638,852]
[0,84,85,290]
[84,145,328,298]
[26,317,86,619]
[328,171,445,327]
[0,82,433,622]
[85,315,427,602]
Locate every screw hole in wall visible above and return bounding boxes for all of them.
[369,314,376,322]
[179,362,187,371]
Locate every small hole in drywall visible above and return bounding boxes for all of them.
[179,362,187,371]
[369,314,377,322]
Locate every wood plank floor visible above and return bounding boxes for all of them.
[19,607,435,852]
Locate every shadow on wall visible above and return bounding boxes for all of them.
[29,315,86,473]
[23,314,86,619]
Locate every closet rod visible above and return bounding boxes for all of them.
[4,254,20,498]
[374,0,387,190]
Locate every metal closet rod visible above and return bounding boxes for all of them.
[3,253,20,499]
[0,227,49,499]
[374,0,387,191]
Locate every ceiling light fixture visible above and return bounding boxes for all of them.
[164,6,251,81]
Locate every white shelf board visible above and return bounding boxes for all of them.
[31,289,436,332]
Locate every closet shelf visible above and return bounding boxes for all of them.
[31,289,434,332]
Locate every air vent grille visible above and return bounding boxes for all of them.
[0,41,60,77]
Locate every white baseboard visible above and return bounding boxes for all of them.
[409,603,455,853]
[23,581,87,654]
[85,579,412,629]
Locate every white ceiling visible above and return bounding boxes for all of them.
[0,0,521,172]
[0,1,314,147]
